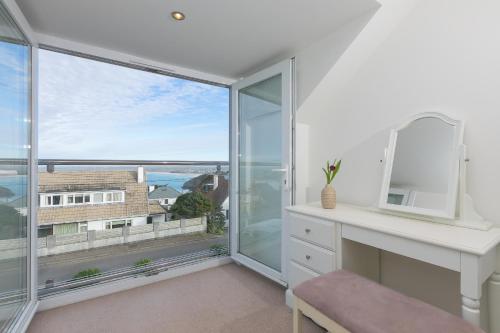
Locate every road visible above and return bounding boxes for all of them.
[0,232,228,294]
[39,232,228,283]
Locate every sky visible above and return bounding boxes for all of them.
[38,49,229,161]
[0,41,30,159]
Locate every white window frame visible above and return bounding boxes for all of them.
[105,219,131,230]
[78,222,88,233]
[40,194,63,207]
[39,190,125,208]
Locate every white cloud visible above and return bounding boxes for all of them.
[38,50,229,160]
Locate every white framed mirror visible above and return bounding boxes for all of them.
[379,112,464,219]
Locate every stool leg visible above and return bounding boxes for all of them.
[293,300,304,333]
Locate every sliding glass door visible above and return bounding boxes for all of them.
[230,60,292,283]
[0,1,36,331]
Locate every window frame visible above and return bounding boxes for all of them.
[39,190,125,207]
[33,44,233,313]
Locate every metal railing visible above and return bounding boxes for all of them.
[37,246,228,298]
[0,246,228,301]
[0,158,230,298]
[0,158,228,166]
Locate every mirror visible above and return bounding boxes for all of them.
[379,113,463,219]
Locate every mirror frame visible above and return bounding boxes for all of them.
[378,112,464,219]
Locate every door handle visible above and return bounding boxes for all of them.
[271,166,289,191]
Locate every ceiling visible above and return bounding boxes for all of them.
[16,0,378,79]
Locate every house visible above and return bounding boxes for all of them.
[183,174,229,214]
[148,185,181,209]
[37,169,165,235]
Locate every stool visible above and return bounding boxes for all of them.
[293,270,484,333]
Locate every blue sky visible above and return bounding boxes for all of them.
[38,49,229,161]
[0,41,29,159]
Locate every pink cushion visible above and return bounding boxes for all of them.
[294,270,484,333]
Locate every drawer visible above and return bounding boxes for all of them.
[289,213,336,250]
[289,237,335,274]
[288,261,320,289]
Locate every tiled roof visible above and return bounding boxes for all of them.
[38,171,149,225]
[148,185,181,199]
[183,174,229,208]
[148,201,168,215]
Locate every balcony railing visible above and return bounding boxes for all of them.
[0,159,230,297]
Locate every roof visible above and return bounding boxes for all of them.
[183,174,229,208]
[148,186,181,200]
[182,174,211,192]
[37,171,150,225]
[148,201,168,215]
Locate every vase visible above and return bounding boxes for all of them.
[321,184,336,209]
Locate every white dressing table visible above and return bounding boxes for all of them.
[285,202,500,327]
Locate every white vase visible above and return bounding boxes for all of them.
[321,184,336,209]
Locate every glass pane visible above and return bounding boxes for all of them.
[93,193,103,203]
[112,192,121,202]
[238,74,282,272]
[37,49,229,297]
[0,2,30,329]
[75,195,83,204]
[53,223,78,235]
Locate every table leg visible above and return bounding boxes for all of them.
[461,295,481,326]
[489,272,500,333]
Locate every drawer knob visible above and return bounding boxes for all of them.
[305,255,311,260]
[305,228,311,234]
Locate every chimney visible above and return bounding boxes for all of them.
[137,166,144,184]
[213,174,219,190]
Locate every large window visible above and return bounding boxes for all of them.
[0,2,33,330]
[37,49,229,296]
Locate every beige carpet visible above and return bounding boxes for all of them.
[28,263,324,333]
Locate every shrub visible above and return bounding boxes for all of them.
[207,211,225,235]
[210,244,226,255]
[73,268,101,279]
[170,192,212,219]
[134,258,152,267]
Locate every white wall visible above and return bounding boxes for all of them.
[297,0,500,224]
[295,0,500,330]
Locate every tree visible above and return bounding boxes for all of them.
[0,204,26,240]
[170,192,212,219]
[0,186,14,202]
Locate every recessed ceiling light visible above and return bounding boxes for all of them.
[171,11,185,21]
